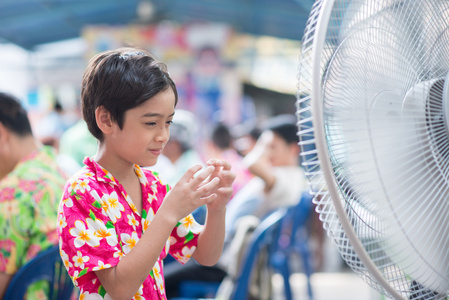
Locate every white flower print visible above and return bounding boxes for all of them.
[72,270,80,286]
[164,238,171,255]
[93,260,111,271]
[148,180,159,201]
[121,231,139,254]
[176,215,202,237]
[90,190,109,217]
[124,194,138,214]
[152,261,165,295]
[147,191,157,204]
[69,220,100,248]
[67,179,78,194]
[127,214,138,230]
[91,190,125,222]
[73,250,90,269]
[173,245,196,264]
[62,197,73,208]
[68,178,91,194]
[150,180,158,191]
[113,249,124,260]
[60,249,73,269]
[79,291,103,300]
[86,218,118,247]
[84,171,95,178]
[141,207,154,232]
[105,191,125,222]
[58,213,67,233]
[90,189,101,202]
[104,294,114,300]
[133,285,145,300]
[142,218,150,233]
[135,166,148,185]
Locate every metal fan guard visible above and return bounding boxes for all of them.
[296,0,449,299]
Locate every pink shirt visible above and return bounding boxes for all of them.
[57,157,202,299]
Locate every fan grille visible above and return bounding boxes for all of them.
[297,0,449,299]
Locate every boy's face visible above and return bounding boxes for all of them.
[107,88,176,167]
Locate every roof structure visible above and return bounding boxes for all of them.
[0,0,314,50]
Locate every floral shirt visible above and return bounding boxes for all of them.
[0,146,67,299]
[57,157,202,300]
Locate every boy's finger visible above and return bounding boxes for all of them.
[200,193,218,204]
[207,159,231,171]
[197,176,220,195]
[219,160,232,171]
[192,165,215,187]
[179,164,204,183]
[217,187,233,199]
[220,170,236,185]
[206,159,222,179]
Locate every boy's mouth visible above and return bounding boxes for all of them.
[149,149,162,156]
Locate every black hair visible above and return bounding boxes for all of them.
[0,92,33,136]
[263,114,299,145]
[81,47,178,141]
[211,123,232,150]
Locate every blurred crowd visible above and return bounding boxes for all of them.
[0,48,326,298]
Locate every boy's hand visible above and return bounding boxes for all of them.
[163,164,221,221]
[204,159,235,211]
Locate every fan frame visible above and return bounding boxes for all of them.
[309,0,405,298]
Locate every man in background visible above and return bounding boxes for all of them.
[0,92,67,299]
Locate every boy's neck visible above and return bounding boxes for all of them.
[94,148,137,184]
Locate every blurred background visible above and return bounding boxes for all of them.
[0,1,382,299]
[0,0,314,143]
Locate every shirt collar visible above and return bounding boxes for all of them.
[82,157,147,186]
[83,157,118,186]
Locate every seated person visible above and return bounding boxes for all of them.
[165,114,308,298]
[0,92,68,299]
[225,114,307,234]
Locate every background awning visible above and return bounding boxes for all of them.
[0,0,314,50]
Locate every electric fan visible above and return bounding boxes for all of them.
[296,0,449,299]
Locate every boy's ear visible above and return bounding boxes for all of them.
[0,122,11,153]
[95,106,114,135]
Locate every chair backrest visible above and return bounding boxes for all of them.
[288,191,314,241]
[3,245,74,300]
[229,208,287,300]
[228,192,314,300]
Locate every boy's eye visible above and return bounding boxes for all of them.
[146,122,157,126]
[166,120,173,125]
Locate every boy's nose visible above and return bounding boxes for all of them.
[156,127,170,143]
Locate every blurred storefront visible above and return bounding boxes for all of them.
[81,21,301,128]
[0,19,302,142]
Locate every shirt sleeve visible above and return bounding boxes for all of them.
[168,213,203,265]
[57,177,121,287]
[145,170,203,265]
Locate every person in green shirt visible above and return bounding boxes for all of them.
[59,117,97,168]
[0,92,68,299]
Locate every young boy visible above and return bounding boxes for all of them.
[57,47,235,300]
